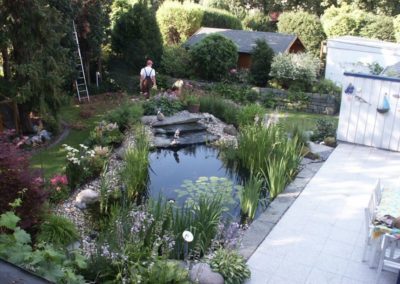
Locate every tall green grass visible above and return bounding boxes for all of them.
[240,175,263,220]
[235,124,303,200]
[120,125,149,201]
[199,95,239,125]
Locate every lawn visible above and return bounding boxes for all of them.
[277,111,338,132]
[30,94,130,178]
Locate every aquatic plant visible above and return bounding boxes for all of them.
[240,175,263,220]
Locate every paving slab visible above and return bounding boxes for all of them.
[245,143,400,284]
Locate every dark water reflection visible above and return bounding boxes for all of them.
[148,145,265,220]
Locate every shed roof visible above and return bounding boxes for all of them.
[328,36,400,51]
[185,27,303,54]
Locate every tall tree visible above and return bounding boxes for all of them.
[1,0,72,132]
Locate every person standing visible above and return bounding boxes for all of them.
[140,59,156,99]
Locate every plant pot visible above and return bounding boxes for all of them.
[187,104,200,113]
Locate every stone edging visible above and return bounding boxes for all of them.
[239,157,326,260]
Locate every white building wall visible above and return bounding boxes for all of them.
[325,36,400,86]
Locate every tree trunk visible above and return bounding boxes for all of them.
[18,104,34,134]
[1,47,11,80]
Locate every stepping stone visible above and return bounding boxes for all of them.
[152,116,201,127]
[153,123,207,135]
[153,131,219,148]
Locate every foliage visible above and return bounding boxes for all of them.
[210,83,259,103]
[199,95,239,125]
[104,103,144,131]
[144,259,190,284]
[0,0,75,132]
[88,120,124,147]
[237,103,265,127]
[395,15,400,43]
[143,93,184,116]
[190,34,238,81]
[243,12,277,32]
[120,125,149,201]
[224,69,251,85]
[0,132,47,230]
[277,11,326,56]
[321,4,395,41]
[240,175,263,220]
[63,144,105,189]
[156,1,241,45]
[311,79,341,95]
[269,52,320,88]
[161,45,193,78]
[48,174,70,204]
[204,0,248,20]
[175,177,239,211]
[36,214,79,247]
[0,210,86,283]
[234,124,303,199]
[210,248,251,284]
[310,118,337,142]
[111,1,163,70]
[250,39,274,86]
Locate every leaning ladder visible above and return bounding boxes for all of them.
[72,21,90,102]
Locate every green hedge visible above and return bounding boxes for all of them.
[395,15,400,42]
[156,2,241,45]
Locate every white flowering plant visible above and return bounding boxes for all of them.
[63,144,107,189]
[269,52,320,88]
[88,120,123,147]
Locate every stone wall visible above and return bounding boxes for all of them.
[253,87,339,115]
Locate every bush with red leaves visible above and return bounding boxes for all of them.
[0,131,48,230]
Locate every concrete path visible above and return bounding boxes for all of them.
[246,143,400,284]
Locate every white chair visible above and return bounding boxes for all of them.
[373,179,383,205]
[375,234,400,284]
[362,195,377,262]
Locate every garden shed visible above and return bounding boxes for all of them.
[325,36,400,86]
[185,27,305,69]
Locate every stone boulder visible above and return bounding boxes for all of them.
[223,125,238,136]
[189,263,224,284]
[75,189,99,209]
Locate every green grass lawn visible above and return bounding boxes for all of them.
[276,111,338,133]
[30,96,128,178]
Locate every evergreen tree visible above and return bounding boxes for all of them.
[250,40,274,87]
[111,0,163,70]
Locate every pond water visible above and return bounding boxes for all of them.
[148,145,265,220]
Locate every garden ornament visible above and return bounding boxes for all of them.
[344,83,355,95]
[174,129,180,139]
[377,94,390,114]
[157,109,165,121]
[354,95,370,105]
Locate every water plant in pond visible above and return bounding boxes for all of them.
[120,125,149,200]
[175,176,240,211]
[240,175,264,220]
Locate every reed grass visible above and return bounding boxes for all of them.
[240,175,263,220]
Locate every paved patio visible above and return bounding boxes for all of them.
[246,143,400,284]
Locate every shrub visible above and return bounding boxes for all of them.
[0,211,86,283]
[105,103,144,131]
[395,15,400,42]
[210,248,251,284]
[88,121,124,147]
[310,118,337,142]
[37,214,79,247]
[156,2,242,45]
[112,1,163,70]
[311,79,341,95]
[143,93,184,116]
[48,174,70,204]
[269,52,320,88]
[237,103,265,127]
[199,95,239,125]
[160,45,193,78]
[243,12,277,32]
[321,4,395,41]
[202,7,242,30]
[0,132,47,230]
[144,259,190,283]
[205,0,247,20]
[210,83,258,103]
[190,34,238,81]
[250,39,274,86]
[277,11,326,56]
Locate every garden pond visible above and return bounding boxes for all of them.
[147,144,267,221]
